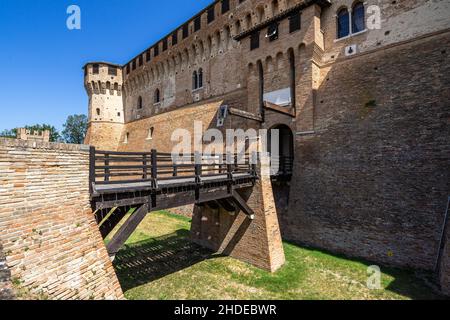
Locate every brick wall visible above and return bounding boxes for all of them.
[439,202,450,296]
[284,32,450,272]
[191,156,285,272]
[0,139,123,300]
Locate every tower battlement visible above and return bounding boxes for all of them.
[83,62,125,150]
[17,128,50,142]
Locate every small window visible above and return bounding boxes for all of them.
[194,16,201,32]
[337,8,350,39]
[137,96,143,109]
[154,45,159,57]
[147,127,154,140]
[154,89,160,104]
[266,23,279,41]
[192,71,198,90]
[207,7,215,24]
[250,32,260,50]
[96,108,101,116]
[92,64,99,74]
[182,24,189,39]
[172,31,178,45]
[132,60,136,70]
[222,0,230,14]
[138,55,143,66]
[352,2,365,34]
[146,49,151,62]
[124,132,129,144]
[289,10,301,33]
[162,38,168,51]
[108,66,117,76]
[198,68,203,88]
[117,112,121,117]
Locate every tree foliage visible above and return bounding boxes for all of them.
[62,114,88,144]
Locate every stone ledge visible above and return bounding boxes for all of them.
[0,138,90,152]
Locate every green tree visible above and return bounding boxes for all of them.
[62,114,88,144]
[0,128,17,139]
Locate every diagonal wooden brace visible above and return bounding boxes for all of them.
[106,203,149,258]
[232,190,255,220]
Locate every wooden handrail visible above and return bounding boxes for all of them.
[90,148,258,187]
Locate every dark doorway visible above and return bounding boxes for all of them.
[268,124,294,232]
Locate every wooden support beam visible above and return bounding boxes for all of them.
[106,203,149,257]
[218,198,237,212]
[232,190,255,220]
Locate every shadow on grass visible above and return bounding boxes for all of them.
[113,229,212,292]
[284,240,446,300]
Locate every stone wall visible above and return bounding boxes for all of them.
[0,138,123,300]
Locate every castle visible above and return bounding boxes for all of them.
[84,0,450,294]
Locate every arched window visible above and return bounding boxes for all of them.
[137,96,143,109]
[96,108,101,116]
[192,71,198,90]
[352,2,365,33]
[154,89,160,104]
[198,68,203,88]
[337,8,350,39]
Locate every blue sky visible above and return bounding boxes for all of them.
[0,0,212,132]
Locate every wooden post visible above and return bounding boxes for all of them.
[151,149,158,188]
[104,153,110,182]
[143,154,148,180]
[89,146,96,195]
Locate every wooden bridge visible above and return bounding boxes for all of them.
[89,148,260,257]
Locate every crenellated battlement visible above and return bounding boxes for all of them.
[17,128,50,142]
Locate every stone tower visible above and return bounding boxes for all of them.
[84,62,124,150]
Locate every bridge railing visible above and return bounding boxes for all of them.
[89,147,257,189]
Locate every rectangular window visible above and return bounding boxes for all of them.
[182,24,189,39]
[146,49,151,62]
[108,66,117,76]
[154,45,159,57]
[222,0,230,14]
[162,38,168,51]
[138,55,143,66]
[92,64,99,74]
[250,32,260,50]
[172,31,178,45]
[289,10,301,33]
[207,7,215,24]
[194,16,201,32]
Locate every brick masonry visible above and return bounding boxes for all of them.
[0,138,123,300]
[439,201,450,296]
[82,0,450,294]
[284,31,450,275]
[191,156,285,272]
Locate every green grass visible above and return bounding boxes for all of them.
[111,211,442,300]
